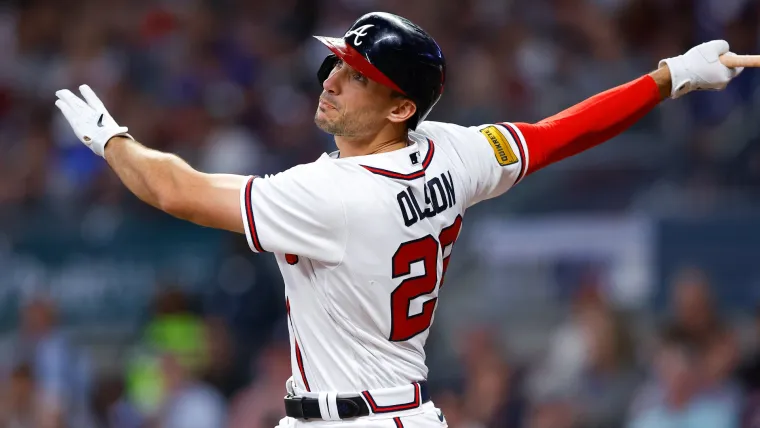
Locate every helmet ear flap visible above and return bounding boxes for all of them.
[317,54,339,86]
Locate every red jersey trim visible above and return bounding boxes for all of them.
[361,140,435,180]
[361,382,421,413]
[497,123,528,184]
[244,176,266,253]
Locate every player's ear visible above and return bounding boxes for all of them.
[386,94,416,125]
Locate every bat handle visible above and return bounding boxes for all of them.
[720,54,760,68]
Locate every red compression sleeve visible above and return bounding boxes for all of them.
[513,75,662,175]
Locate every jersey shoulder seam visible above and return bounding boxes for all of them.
[423,126,478,208]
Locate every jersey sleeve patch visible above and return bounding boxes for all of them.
[479,125,518,166]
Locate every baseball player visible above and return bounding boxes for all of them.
[54,11,743,428]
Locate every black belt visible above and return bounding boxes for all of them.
[284,381,430,420]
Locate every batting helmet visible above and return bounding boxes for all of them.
[314,12,446,130]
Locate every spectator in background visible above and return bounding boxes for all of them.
[11,296,93,428]
[455,327,525,428]
[227,324,294,428]
[153,352,227,428]
[627,325,740,428]
[670,267,726,350]
[199,316,246,401]
[526,400,575,428]
[125,288,206,416]
[668,267,742,401]
[89,375,141,428]
[526,283,605,409]
[124,287,227,428]
[0,364,43,428]
[571,306,641,428]
[526,297,640,428]
[0,117,52,206]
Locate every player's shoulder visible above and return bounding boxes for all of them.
[259,155,375,205]
[415,120,506,153]
[416,120,480,141]
[263,155,344,183]
[252,158,346,219]
[254,157,352,204]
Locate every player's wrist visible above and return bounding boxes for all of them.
[106,134,133,146]
[649,65,673,101]
[103,134,133,159]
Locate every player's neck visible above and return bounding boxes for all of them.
[334,130,410,158]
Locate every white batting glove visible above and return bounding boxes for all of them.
[659,40,744,99]
[54,85,133,157]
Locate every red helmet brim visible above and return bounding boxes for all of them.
[313,36,406,95]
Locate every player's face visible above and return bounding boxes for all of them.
[315,60,415,137]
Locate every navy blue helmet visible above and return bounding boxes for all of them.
[314,12,446,129]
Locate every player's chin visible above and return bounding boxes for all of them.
[314,113,335,133]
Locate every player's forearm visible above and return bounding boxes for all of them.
[103,137,247,232]
[514,69,666,174]
[103,137,198,214]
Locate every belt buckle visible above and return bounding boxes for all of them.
[336,398,361,419]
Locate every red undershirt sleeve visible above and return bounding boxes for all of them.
[513,74,663,175]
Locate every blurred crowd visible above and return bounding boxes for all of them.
[5,265,760,428]
[3,0,760,427]
[1,0,760,215]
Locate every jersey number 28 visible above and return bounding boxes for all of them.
[389,215,463,342]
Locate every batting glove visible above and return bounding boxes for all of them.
[659,40,744,99]
[54,85,133,157]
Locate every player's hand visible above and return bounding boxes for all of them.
[54,85,133,157]
[659,40,744,99]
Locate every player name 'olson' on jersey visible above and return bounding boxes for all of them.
[397,171,456,227]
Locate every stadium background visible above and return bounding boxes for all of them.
[2,0,760,427]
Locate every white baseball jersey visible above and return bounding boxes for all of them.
[239,120,529,394]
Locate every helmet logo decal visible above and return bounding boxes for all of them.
[344,24,374,46]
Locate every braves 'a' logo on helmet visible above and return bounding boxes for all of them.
[345,24,374,46]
